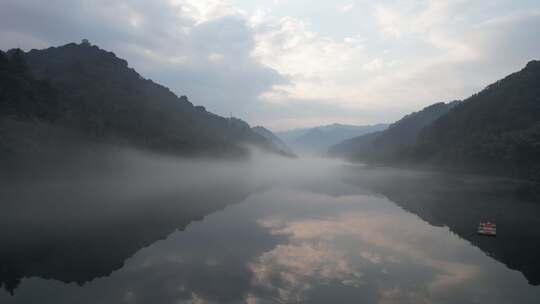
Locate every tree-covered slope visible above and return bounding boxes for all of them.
[0,42,282,159]
[330,60,540,180]
[413,60,540,178]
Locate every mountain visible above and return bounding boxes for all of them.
[0,41,285,162]
[329,101,460,161]
[277,123,389,155]
[252,126,295,156]
[411,60,540,179]
[330,60,540,181]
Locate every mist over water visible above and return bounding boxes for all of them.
[1,147,540,303]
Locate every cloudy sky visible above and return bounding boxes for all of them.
[1,0,539,130]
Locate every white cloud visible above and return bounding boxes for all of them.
[374,4,404,38]
[251,15,369,107]
[170,0,237,24]
[253,17,357,78]
[339,3,356,13]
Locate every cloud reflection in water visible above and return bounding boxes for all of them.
[247,188,536,303]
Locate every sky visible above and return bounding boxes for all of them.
[1,0,539,131]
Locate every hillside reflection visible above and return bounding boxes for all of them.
[0,178,258,294]
[340,165,540,286]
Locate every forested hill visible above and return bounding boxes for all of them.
[328,101,459,161]
[412,60,540,179]
[0,41,284,160]
[329,60,540,181]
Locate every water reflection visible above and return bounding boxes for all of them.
[1,157,540,303]
[339,165,540,285]
[246,189,539,303]
[0,180,257,294]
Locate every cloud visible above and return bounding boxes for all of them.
[172,0,237,24]
[374,4,404,38]
[339,3,356,13]
[251,15,371,111]
[364,1,540,106]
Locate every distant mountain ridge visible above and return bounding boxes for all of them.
[0,41,285,161]
[277,123,389,155]
[328,102,459,161]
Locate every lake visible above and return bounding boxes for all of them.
[1,153,539,303]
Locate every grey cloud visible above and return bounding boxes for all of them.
[0,0,287,120]
[152,16,289,116]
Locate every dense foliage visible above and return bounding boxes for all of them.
[413,61,540,179]
[0,49,64,122]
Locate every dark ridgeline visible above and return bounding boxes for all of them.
[329,60,540,181]
[0,41,288,165]
[328,101,460,161]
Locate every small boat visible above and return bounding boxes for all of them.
[478,222,496,236]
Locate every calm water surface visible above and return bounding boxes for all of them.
[1,155,539,303]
